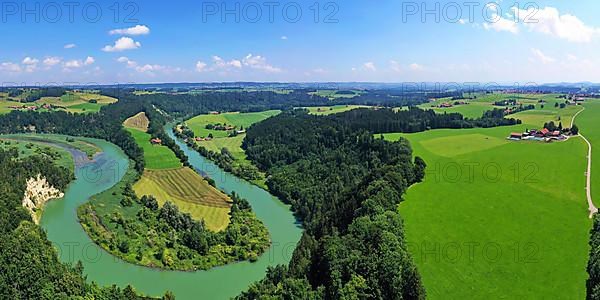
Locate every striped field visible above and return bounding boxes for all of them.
[133,167,232,231]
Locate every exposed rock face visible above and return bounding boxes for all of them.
[22,174,64,224]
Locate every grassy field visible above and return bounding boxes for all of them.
[417,93,575,120]
[380,101,596,299]
[123,112,150,132]
[306,105,369,115]
[126,128,181,170]
[0,91,117,114]
[186,110,280,138]
[573,100,600,219]
[133,167,232,231]
[185,110,280,188]
[308,89,364,99]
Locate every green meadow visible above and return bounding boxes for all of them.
[382,99,596,299]
[185,110,280,188]
[186,110,280,138]
[573,101,600,213]
[126,128,181,170]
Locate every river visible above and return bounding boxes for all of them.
[12,133,303,299]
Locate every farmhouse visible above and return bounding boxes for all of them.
[438,102,453,108]
[508,128,568,142]
[209,111,220,115]
[150,138,162,145]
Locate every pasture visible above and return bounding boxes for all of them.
[0,91,117,114]
[126,128,181,170]
[133,167,232,231]
[382,104,595,298]
[186,110,280,139]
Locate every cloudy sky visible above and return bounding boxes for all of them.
[1,0,600,84]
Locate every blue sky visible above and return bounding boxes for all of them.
[1,0,600,84]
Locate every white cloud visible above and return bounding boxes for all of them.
[458,19,466,25]
[0,62,22,73]
[109,25,151,36]
[567,54,578,61]
[64,60,83,68]
[530,48,555,64]
[64,43,76,49]
[363,62,376,71]
[212,56,243,69]
[84,56,95,65]
[281,36,288,40]
[102,37,141,52]
[483,13,519,34]
[22,57,39,65]
[513,6,599,43]
[390,60,402,72]
[117,56,179,75]
[117,56,138,68]
[242,54,281,73]
[196,61,208,72]
[409,63,424,71]
[43,57,61,67]
[21,57,39,72]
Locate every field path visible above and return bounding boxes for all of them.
[572,106,598,218]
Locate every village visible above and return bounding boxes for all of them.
[8,103,56,111]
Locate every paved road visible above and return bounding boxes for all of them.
[572,107,598,218]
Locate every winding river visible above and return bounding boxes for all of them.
[12,133,302,299]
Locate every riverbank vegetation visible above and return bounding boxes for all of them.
[0,148,162,299]
[78,165,270,271]
[133,168,232,231]
[175,110,280,188]
[237,109,427,299]
[0,138,74,171]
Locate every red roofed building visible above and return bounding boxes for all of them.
[150,138,162,145]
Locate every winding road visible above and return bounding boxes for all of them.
[571,107,598,218]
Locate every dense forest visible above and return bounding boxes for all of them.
[0,148,164,299]
[329,107,521,134]
[238,110,426,299]
[101,89,448,119]
[588,216,600,299]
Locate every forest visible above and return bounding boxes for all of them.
[0,148,166,299]
[329,106,521,134]
[238,110,426,299]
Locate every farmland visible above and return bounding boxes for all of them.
[125,128,181,170]
[0,91,117,114]
[381,100,596,299]
[184,110,280,188]
[418,93,578,120]
[133,167,232,231]
[186,110,280,138]
[306,105,369,115]
[308,89,364,99]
